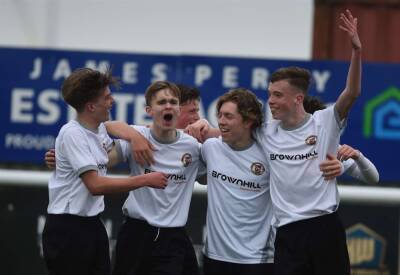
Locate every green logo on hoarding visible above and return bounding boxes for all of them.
[364,87,400,139]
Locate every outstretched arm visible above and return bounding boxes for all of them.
[335,10,362,120]
[81,170,168,195]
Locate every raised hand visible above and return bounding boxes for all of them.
[339,9,361,50]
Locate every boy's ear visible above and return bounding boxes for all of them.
[86,102,95,112]
[145,105,152,115]
[295,93,304,105]
[244,119,253,130]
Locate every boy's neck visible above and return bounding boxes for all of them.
[76,113,101,131]
[281,110,310,130]
[226,133,253,151]
[150,125,178,144]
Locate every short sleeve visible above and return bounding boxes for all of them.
[62,129,98,176]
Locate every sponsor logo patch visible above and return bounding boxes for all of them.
[305,135,317,145]
[181,153,192,167]
[251,162,266,175]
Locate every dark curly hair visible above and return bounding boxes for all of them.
[216,88,264,132]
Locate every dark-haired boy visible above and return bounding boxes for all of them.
[255,10,362,275]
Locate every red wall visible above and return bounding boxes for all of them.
[313,0,400,62]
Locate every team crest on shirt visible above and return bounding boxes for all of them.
[305,135,317,145]
[250,162,265,175]
[181,153,192,167]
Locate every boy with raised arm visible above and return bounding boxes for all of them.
[255,10,362,275]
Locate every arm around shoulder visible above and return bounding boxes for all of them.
[104,121,140,141]
[184,119,220,142]
[105,121,155,166]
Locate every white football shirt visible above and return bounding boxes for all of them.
[116,125,202,227]
[255,105,345,227]
[47,120,112,216]
[202,137,274,264]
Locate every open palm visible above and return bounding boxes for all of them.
[339,10,362,50]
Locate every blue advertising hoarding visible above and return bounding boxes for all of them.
[1,47,399,181]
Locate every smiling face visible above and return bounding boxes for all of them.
[268,67,310,126]
[88,86,114,123]
[146,88,180,131]
[267,79,304,123]
[217,101,252,147]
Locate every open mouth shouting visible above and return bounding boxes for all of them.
[164,113,173,121]
[162,113,175,127]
